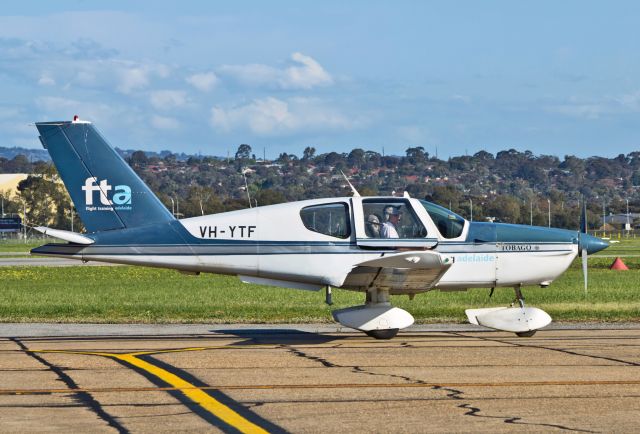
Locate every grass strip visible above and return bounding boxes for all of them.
[0,257,638,323]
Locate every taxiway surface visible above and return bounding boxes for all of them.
[1,325,638,433]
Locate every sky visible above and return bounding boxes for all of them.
[2,1,640,159]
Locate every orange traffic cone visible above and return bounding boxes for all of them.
[610,257,629,270]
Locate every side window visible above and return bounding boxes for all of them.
[418,200,465,239]
[300,203,350,238]
[362,200,427,239]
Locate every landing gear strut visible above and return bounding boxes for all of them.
[325,285,333,306]
[332,287,414,339]
[513,284,525,309]
[512,285,536,337]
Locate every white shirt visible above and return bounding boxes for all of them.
[381,221,399,238]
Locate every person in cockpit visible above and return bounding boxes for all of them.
[366,214,382,238]
[381,206,401,238]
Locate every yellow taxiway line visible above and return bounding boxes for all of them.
[32,349,269,434]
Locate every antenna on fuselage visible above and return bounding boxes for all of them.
[340,170,360,197]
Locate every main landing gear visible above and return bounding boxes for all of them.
[511,286,537,337]
[332,287,414,340]
[465,285,552,337]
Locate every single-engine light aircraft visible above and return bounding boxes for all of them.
[31,118,609,339]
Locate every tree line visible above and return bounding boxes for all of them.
[1,145,639,232]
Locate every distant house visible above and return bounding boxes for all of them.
[603,213,640,229]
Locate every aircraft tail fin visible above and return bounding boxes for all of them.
[35,118,174,233]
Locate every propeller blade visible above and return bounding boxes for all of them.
[580,199,587,234]
[582,248,588,295]
[580,199,588,294]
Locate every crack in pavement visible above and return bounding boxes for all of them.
[10,338,128,433]
[283,340,598,432]
[455,332,640,367]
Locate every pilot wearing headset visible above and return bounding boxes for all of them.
[381,205,401,238]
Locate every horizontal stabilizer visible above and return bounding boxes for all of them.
[34,226,95,245]
[466,307,551,333]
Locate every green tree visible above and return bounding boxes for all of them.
[129,151,148,167]
[302,146,316,162]
[405,146,427,164]
[484,195,522,223]
[235,144,252,160]
[256,189,286,205]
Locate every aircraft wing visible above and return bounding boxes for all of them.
[342,251,454,294]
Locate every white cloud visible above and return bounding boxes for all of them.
[0,44,172,95]
[283,52,332,89]
[548,103,606,120]
[219,52,333,90]
[108,61,170,94]
[186,71,219,92]
[211,97,362,136]
[616,91,640,111]
[546,91,640,120]
[397,125,431,143]
[115,63,171,94]
[34,96,144,130]
[452,94,471,104]
[116,67,149,94]
[151,115,180,130]
[36,96,80,111]
[37,73,55,86]
[149,90,188,110]
[218,63,278,87]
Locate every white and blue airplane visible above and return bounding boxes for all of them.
[32,118,609,339]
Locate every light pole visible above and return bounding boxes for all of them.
[1,194,4,218]
[530,200,533,226]
[627,198,630,234]
[170,197,175,218]
[547,199,551,228]
[469,198,473,222]
[22,200,27,243]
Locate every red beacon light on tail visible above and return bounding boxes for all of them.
[71,115,90,124]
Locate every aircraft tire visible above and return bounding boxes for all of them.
[515,330,537,337]
[365,329,399,339]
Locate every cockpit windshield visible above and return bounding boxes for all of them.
[418,200,466,239]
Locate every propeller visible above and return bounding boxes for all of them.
[579,200,588,294]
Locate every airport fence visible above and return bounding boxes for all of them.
[0,233,56,245]
[589,229,640,240]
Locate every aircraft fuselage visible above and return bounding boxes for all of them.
[32,196,606,295]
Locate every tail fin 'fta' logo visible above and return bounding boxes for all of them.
[82,177,132,211]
